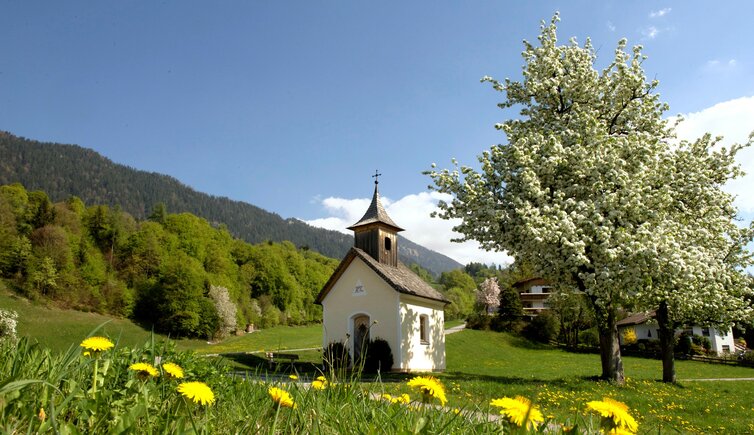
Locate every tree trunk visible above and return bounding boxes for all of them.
[657,301,676,383]
[597,309,625,384]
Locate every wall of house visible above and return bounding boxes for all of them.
[320,258,400,368]
[399,295,446,372]
[689,326,736,354]
[618,323,736,353]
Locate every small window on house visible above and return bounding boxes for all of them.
[647,329,651,338]
[420,315,429,345]
[702,327,710,337]
[722,345,731,353]
[384,237,392,251]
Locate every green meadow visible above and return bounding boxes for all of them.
[3,290,754,433]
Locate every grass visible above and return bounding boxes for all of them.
[5,289,754,433]
[434,330,754,433]
[0,291,187,351]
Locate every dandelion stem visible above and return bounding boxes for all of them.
[92,358,99,398]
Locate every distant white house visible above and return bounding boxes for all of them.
[513,278,553,317]
[616,311,736,354]
[315,180,449,372]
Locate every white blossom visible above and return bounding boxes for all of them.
[426,14,753,382]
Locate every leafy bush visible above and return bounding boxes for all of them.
[522,312,560,343]
[323,341,350,372]
[676,332,693,355]
[364,338,394,373]
[622,328,637,345]
[578,328,599,347]
[490,316,526,334]
[465,313,492,330]
[691,335,712,352]
[740,351,754,364]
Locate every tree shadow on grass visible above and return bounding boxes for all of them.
[221,352,320,375]
[440,370,573,386]
[504,334,553,351]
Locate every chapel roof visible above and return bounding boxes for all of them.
[347,183,404,232]
[315,247,449,305]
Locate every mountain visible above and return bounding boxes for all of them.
[0,131,462,275]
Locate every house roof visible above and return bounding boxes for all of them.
[315,247,449,305]
[616,311,657,327]
[512,277,550,288]
[347,184,404,232]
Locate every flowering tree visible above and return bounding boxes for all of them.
[477,277,501,314]
[208,285,238,339]
[635,133,754,382]
[0,309,18,342]
[426,14,720,383]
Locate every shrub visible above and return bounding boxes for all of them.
[677,332,693,355]
[490,316,526,334]
[323,341,350,372]
[691,335,712,352]
[622,328,637,345]
[364,338,394,373]
[466,313,492,330]
[740,351,754,364]
[523,312,560,343]
[577,328,598,347]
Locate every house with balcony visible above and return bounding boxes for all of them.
[513,277,553,318]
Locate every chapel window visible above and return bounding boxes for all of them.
[420,314,429,345]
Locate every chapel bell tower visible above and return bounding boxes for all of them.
[347,171,404,267]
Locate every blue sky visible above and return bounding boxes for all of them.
[1,2,753,265]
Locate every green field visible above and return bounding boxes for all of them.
[4,290,754,433]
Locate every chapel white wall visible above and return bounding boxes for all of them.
[320,258,400,368]
[399,295,446,372]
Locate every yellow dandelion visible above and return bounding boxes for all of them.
[312,378,328,390]
[268,386,297,409]
[83,351,91,357]
[407,376,447,406]
[129,362,159,378]
[80,336,114,353]
[316,375,327,382]
[177,381,215,406]
[490,396,544,430]
[393,393,411,404]
[162,362,184,379]
[586,398,638,433]
[289,374,298,381]
[382,393,393,401]
[38,408,46,421]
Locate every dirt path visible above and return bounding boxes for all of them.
[679,377,754,381]
[445,323,466,335]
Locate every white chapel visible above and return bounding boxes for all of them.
[315,178,449,372]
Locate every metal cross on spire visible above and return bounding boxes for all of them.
[372,169,382,185]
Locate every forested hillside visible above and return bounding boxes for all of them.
[0,131,462,275]
[0,183,338,338]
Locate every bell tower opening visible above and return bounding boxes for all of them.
[347,171,404,267]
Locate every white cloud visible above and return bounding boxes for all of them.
[649,8,671,18]
[704,58,738,73]
[642,26,659,40]
[304,191,513,267]
[606,21,616,32]
[673,96,754,213]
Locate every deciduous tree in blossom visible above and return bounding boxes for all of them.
[477,277,501,314]
[427,14,753,383]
